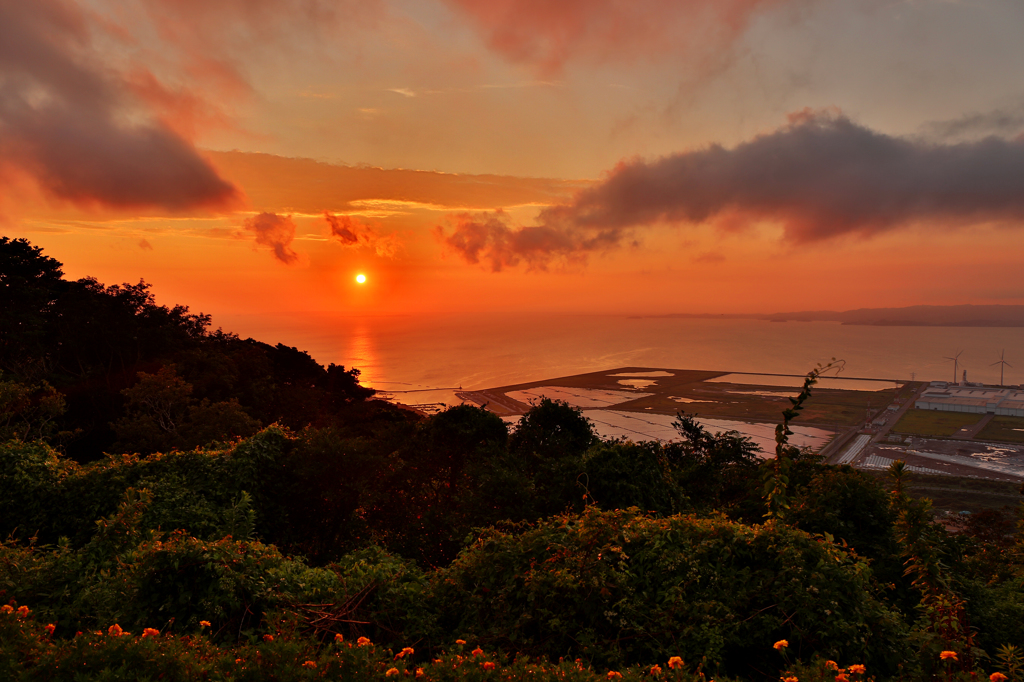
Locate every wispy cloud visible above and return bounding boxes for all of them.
[442,0,807,75]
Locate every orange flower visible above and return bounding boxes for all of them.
[302,661,317,669]
[483,662,496,671]
[263,634,274,642]
[668,657,684,670]
[848,665,866,674]
[396,647,415,659]
[940,651,958,661]
[335,633,345,643]
[0,605,12,614]
[825,662,839,671]
[416,669,425,678]
[200,620,211,628]
[991,674,1008,682]
[44,623,56,635]
[472,647,484,657]
[783,677,798,682]
[17,605,30,618]
[386,668,400,677]
[455,639,466,645]
[651,666,663,675]
[836,676,848,682]
[608,672,623,679]
[358,636,372,647]
[108,624,123,637]
[142,628,160,638]
[773,640,788,650]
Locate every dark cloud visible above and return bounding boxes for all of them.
[138,239,153,250]
[0,0,239,211]
[323,211,401,257]
[435,210,622,272]
[440,110,1024,270]
[561,109,1024,243]
[244,212,299,264]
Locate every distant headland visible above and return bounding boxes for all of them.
[634,304,1024,327]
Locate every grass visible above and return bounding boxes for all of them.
[977,415,1024,444]
[867,471,1021,515]
[613,386,896,427]
[891,408,982,438]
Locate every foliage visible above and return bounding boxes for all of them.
[764,360,844,520]
[112,365,261,454]
[432,506,906,676]
[0,375,68,443]
[13,237,1024,679]
[0,606,735,682]
[0,427,293,547]
[667,414,761,513]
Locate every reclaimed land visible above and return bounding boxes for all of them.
[467,366,903,428]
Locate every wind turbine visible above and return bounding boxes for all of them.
[944,350,963,383]
[991,350,1012,386]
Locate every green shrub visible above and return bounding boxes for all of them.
[432,507,907,676]
[0,440,76,541]
[0,427,292,548]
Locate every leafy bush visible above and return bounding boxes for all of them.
[432,507,907,676]
[0,427,292,547]
[0,489,431,645]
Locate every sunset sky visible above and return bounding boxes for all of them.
[3,0,1024,318]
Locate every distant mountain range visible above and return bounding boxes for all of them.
[641,305,1024,327]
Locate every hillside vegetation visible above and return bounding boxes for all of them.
[2,237,1024,681]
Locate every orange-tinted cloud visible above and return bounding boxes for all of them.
[439,110,1024,270]
[443,0,799,73]
[435,210,622,272]
[0,0,239,211]
[244,212,299,264]
[324,212,401,257]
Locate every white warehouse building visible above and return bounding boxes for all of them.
[915,383,1024,417]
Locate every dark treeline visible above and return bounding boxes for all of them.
[1,236,375,460]
[2,237,1024,680]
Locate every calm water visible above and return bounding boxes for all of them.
[217,312,1024,397]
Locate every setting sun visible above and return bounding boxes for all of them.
[355,274,366,284]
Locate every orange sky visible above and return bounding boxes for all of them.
[4,0,1024,318]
